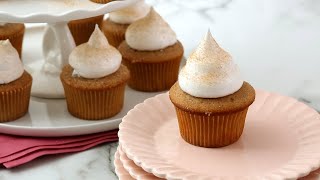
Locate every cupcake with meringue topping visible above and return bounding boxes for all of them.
[169,31,255,148]
[0,40,32,122]
[61,26,130,120]
[0,23,25,58]
[118,8,184,92]
[102,0,150,48]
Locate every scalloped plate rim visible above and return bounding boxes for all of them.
[118,144,162,180]
[114,148,135,180]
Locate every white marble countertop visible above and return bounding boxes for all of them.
[1,0,320,179]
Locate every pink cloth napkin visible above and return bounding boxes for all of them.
[0,130,118,168]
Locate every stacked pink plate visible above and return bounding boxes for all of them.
[116,90,320,180]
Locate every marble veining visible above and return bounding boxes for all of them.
[106,143,118,178]
[1,0,320,179]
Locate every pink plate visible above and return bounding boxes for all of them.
[114,148,135,180]
[118,145,162,180]
[116,144,320,180]
[119,90,320,180]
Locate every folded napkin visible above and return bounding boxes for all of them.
[0,130,118,168]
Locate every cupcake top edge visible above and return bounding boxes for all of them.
[69,25,121,79]
[0,22,6,26]
[0,40,24,84]
[125,8,177,51]
[178,30,244,98]
[109,0,150,24]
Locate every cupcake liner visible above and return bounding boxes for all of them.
[174,106,249,148]
[0,72,32,122]
[90,0,113,3]
[68,15,104,46]
[122,58,181,92]
[102,20,128,48]
[0,24,25,58]
[62,81,126,120]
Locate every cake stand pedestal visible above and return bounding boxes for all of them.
[0,0,137,98]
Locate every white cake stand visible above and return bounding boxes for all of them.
[0,0,138,98]
[0,25,166,137]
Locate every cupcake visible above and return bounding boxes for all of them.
[61,25,130,120]
[169,31,255,148]
[0,40,32,122]
[0,23,25,58]
[90,0,113,3]
[68,15,104,46]
[118,9,184,92]
[102,0,150,47]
